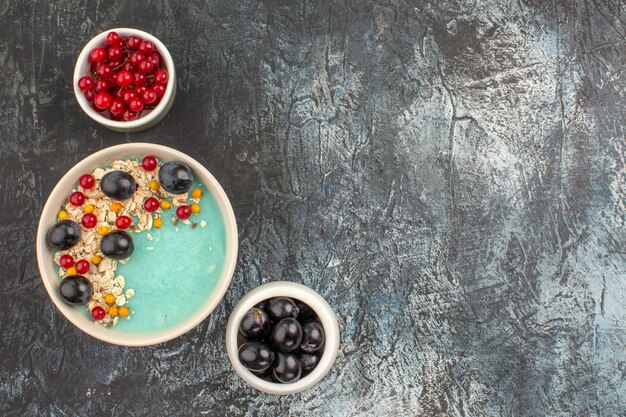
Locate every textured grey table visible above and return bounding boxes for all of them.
[1,1,624,416]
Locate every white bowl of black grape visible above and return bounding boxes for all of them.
[73,28,176,132]
[226,282,340,395]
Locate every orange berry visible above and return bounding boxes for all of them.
[104,294,116,305]
[97,226,110,236]
[111,202,123,213]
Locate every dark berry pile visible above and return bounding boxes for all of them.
[77,31,170,121]
[238,297,325,384]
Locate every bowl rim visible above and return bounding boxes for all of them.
[225,281,340,395]
[73,27,176,129]
[36,143,238,346]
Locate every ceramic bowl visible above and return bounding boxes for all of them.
[73,28,176,132]
[36,143,238,346]
[226,282,340,395]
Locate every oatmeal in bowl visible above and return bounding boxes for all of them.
[37,144,238,346]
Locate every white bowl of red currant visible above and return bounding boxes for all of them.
[73,28,176,132]
[226,282,340,395]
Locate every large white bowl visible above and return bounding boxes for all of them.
[73,28,176,132]
[36,143,238,346]
[226,282,340,395]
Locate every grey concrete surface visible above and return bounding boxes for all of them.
[1,0,624,415]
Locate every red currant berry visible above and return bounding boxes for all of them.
[138,60,154,74]
[176,205,191,220]
[59,254,75,269]
[107,31,122,46]
[141,88,157,105]
[96,63,114,80]
[89,47,106,63]
[122,62,134,72]
[109,98,126,116]
[116,69,134,87]
[154,69,169,85]
[141,156,157,171]
[176,205,192,219]
[122,110,137,121]
[138,40,155,55]
[94,92,113,110]
[147,52,161,67]
[110,112,123,121]
[115,215,132,229]
[126,35,141,50]
[133,72,147,87]
[79,174,95,189]
[130,52,145,67]
[78,76,94,91]
[135,85,148,96]
[81,213,97,228]
[107,45,123,62]
[128,97,144,112]
[84,90,95,102]
[94,79,110,93]
[153,84,166,98]
[96,63,113,79]
[69,191,85,206]
[75,259,90,274]
[144,197,159,212]
[91,306,106,321]
[121,89,137,103]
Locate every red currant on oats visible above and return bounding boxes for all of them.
[69,191,85,206]
[91,306,106,320]
[79,174,95,189]
[59,254,74,269]
[144,197,159,212]
[115,215,132,229]
[81,213,97,228]
[75,259,90,274]
[141,156,157,171]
